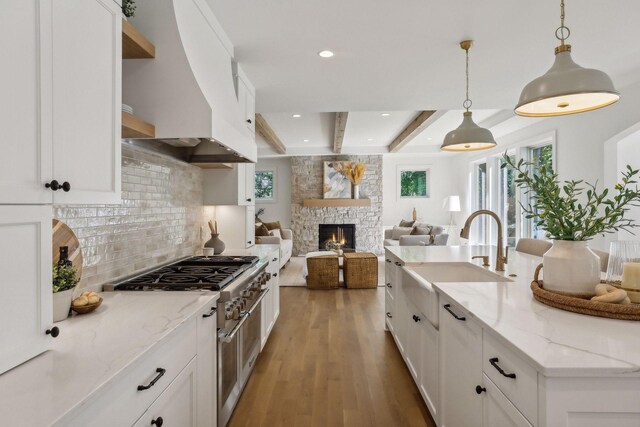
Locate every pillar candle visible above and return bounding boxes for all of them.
[621,262,640,290]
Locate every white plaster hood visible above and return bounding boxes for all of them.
[122,0,256,162]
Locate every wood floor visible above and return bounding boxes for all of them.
[227,286,436,427]
[277,256,387,287]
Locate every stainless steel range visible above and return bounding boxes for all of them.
[111,255,270,427]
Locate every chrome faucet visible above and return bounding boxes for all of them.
[460,210,508,271]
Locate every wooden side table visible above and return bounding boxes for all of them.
[343,252,378,289]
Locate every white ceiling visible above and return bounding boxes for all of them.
[210,0,640,156]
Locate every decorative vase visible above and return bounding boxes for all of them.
[53,288,74,322]
[543,240,601,295]
[352,184,360,199]
[205,233,225,254]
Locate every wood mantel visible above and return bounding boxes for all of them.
[303,198,371,208]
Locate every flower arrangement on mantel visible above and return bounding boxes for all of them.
[503,153,640,296]
[343,162,366,199]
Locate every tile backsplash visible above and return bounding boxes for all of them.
[54,144,207,291]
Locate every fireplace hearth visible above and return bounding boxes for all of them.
[319,224,356,252]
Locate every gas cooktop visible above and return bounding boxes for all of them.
[114,255,260,291]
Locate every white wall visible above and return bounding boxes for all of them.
[452,80,640,250]
[382,154,457,227]
[255,157,292,228]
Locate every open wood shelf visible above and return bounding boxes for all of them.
[303,198,371,208]
[122,112,155,138]
[122,19,155,59]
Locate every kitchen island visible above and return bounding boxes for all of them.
[0,291,219,427]
[385,245,640,427]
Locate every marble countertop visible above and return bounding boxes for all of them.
[0,291,219,426]
[387,245,640,377]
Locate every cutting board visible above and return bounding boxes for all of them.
[52,219,83,280]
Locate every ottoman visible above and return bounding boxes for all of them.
[343,252,378,289]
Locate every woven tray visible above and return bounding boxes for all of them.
[531,264,640,321]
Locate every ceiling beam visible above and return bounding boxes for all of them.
[333,112,349,153]
[255,113,286,154]
[388,110,443,153]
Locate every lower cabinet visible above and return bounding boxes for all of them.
[196,303,217,427]
[133,357,198,427]
[482,374,532,427]
[438,297,483,427]
[418,316,439,423]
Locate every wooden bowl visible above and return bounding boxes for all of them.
[71,297,103,314]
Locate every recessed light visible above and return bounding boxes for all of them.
[318,50,334,58]
[292,114,301,118]
[367,138,374,142]
[381,113,391,117]
[427,137,433,141]
[303,139,310,142]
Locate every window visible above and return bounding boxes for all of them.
[254,171,275,201]
[499,153,517,247]
[523,144,554,239]
[474,162,490,244]
[399,168,430,198]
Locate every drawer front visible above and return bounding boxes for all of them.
[483,332,537,425]
[60,319,197,427]
[385,292,395,333]
[483,374,532,427]
[267,250,279,274]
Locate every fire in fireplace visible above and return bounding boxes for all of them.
[319,224,356,252]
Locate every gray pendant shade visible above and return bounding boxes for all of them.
[515,46,619,117]
[440,112,497,152]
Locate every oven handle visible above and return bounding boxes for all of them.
[219,288,269,343]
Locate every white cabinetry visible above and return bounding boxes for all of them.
[196,303,217,427]
[439,297,482,427]
[203,163,256,206]
[133,358,198,427]
[418,315,439,422]
[482,374,532,427]
[262,247,280,349]
[236,67,256,134]
[0,206,53,375]
[213,205,256,249]
[1,0,121,205]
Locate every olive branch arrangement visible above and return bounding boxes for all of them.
[502,154,640,241]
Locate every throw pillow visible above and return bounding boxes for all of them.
[391,226,413,240]
[399,219,415,228]
[263,221,282,231]
[412,222,433,233]
[269,229,282,239]
[411,226,431,236]
[255,224,270,237]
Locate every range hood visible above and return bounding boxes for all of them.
[122,0,257,164]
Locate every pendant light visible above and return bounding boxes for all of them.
[441,40,497,152]
[515,0,619,117]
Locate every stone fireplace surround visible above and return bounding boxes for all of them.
[291,155,383,255]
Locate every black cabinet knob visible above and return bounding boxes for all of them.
[475,385,486,394]
[273,273,278,277]
[151,417,164,426]
[412,315,421,322]
[46,327,60,338]
[386,283,392,288]
[246,119,252,124]
[61,181,71,192]
[45,180,71,192]
[246,198,252,202]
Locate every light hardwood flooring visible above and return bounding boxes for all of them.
[278,256,387,287]
[227,286,436,427]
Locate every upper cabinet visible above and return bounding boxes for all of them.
[202,163,255,206]
[0,0,122,205]
[236,66,256,135]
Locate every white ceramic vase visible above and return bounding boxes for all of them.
[53,288,74,322]
[352,184,360,199]
[542,240,600,295]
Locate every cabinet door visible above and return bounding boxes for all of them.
[405,309,420,381]
[419,317,439,423]
[245,205,255,248]
[51,0,121,205]
[0,206,53,375]
[196,304,217,427]
[482,374,532,427]
[244,162,256,205]
[261,279,273,349]
[439,299,482,427]
[245,89,255,134]
[133,358,197,427]
[0,1,53,204]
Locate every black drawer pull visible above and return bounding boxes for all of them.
[273,273,278,277]
[412,315,421,322]
[137,368,166,391]
[475,385,486,394]
[394,262,402,266]
[489,357,516,379]
[386,259,391,263]
[272,257,277,262]
[151,417,164,426]
[386,282,392,288]
[386,312,392,319]
[202,308,216,318]
[443,304,466,321]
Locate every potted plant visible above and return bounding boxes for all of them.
[122,0,136,19]
[504,155,640,295]
[52,263,79,322]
